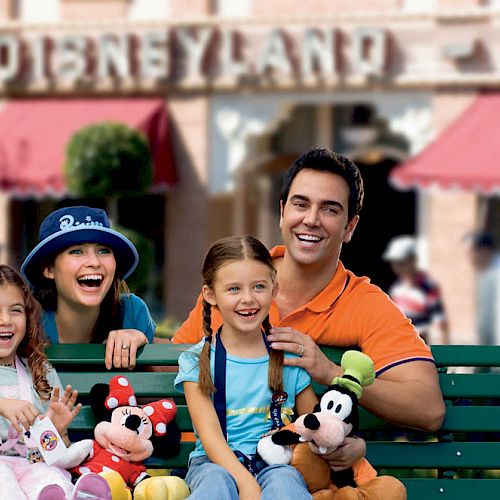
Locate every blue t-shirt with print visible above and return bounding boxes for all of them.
[42,293,156,343]
[174,338,311,459]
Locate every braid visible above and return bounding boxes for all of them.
[263,315,284,393]
[198,299,216,395]
[202,298,213,340]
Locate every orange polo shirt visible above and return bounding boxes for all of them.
[172,246,433,375]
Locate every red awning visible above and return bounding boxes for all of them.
[0,98,176,197]
[390,94,500,195]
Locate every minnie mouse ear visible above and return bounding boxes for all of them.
[143,400,177,436]
[105,376,137,410]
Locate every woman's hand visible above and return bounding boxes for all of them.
[268,327,343,385]
[238,476,262,500]
[47,385,82,437]
[105,329,148,370]
[322,436,366,471]
[0,397,39,434]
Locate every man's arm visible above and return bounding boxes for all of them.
[359,360,445,432]
[351,289,445,431]
[269,329,445,432]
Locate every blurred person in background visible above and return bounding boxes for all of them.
[383,235,450,345]
[468,232,500,346]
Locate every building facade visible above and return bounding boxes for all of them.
[0,0,497,342]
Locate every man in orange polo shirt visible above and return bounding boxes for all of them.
[173,148,445,459]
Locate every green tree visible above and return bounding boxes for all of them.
[64,122,152,198]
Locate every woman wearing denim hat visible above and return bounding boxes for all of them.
[21,206,155,370]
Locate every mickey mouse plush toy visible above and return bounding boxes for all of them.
[258,351,407,500]
[58,375,189,500]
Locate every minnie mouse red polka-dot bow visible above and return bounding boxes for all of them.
[104,375,177,436]
[143,400,177,436]
[105,376,137,409]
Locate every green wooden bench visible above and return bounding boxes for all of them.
[47,344,500,499]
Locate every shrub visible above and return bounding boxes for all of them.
[64,122,152,198]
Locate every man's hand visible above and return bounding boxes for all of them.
[0,397,39,434]
[105,329,148,370]
[321,437,366,471]
[268,327,342,385]
[47,385,82,436]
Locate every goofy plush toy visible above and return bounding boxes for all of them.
[258,351,407,499]
[58,375,189,500]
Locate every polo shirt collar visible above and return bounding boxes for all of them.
[270,245,349,313]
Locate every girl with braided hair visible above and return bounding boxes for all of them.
[175,236,318,500]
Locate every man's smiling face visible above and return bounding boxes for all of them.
[280,169,359,267]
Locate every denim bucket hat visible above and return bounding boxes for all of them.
[21,206,139,288]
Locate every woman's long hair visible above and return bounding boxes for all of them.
[33,257,127,343]
[198,236,283,396]
[0,265,51,401]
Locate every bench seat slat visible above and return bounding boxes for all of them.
[60,372,177,397]
[47,344,187,365]
[359,406,500,432]
[430,345,500,367]
[438,373,500,398]
[440,406,500,432]
[148,442,500,470]
[402,479,500,498]
[59,371,500,400]
[366,442,500,469]
[71,405,500,434]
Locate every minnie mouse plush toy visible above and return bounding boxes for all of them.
[58,375,189,500]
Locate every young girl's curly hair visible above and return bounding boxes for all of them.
[198,236,283,396]
[0,265,51,401]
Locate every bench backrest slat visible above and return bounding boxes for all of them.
[366,442,500,469]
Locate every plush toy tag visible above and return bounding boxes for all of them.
[29,416,67,465]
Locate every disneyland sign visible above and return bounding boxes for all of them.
[0,26,388,89]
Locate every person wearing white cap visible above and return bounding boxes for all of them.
[468,232,500,346]
[21,206,156,370]
[383,236,449,344]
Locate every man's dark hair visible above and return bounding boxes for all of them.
[280,148,364,221]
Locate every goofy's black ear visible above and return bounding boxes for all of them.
[348,403,359,433]
[90,383,113,423]
[271,429,301,446]
[150,419,181,458]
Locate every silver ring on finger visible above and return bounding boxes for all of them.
[122,345,130,350]
[297,344,305,357]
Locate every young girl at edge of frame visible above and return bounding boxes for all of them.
[174,236,318,500]
[20,205,156,370]
[0,264,112,500]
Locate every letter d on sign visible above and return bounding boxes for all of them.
[0,35,19,82]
